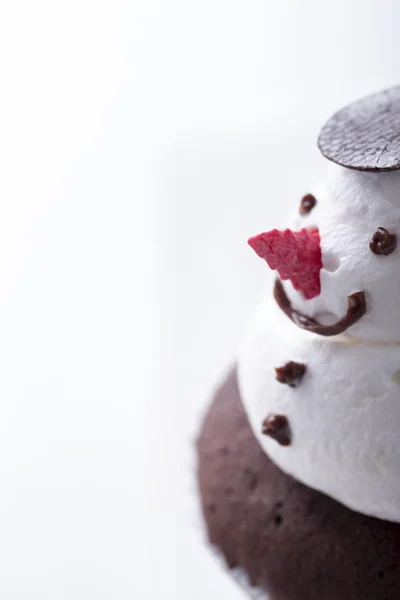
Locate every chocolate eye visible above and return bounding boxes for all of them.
[369,227,397,256]
[299,194,317,216]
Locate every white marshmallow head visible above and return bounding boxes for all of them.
[283,164,400,342]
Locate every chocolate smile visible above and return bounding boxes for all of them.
[274,279,366,336]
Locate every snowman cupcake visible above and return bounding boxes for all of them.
[197,86,400,599]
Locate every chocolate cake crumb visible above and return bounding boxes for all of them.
[243,468,258,491]
[299,194,317,215]
[262,414,291,446]
[274,514,283,526]
[275,361,306,387]
[370,227,397,255]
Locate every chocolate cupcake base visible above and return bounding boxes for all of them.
[197,367,400,600]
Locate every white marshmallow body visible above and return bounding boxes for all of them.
[238,297,400,522]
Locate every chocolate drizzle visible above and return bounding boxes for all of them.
[370,227,397,256]
[274,279,366,336]
[262,414,291,446]
[275,361,306,387]
[299,194,317,215]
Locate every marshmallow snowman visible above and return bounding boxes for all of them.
[238,87,400,523]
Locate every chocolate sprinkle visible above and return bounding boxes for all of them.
[370,227,397,255]
[275,361,306,387]
[299,194,317,216]
[318,86,400,172]
[262,414,291,446]
[274,279,366,336]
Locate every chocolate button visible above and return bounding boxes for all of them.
[262,414,291,446]
[275,361,306,387]
[299,194,317,216]
[370,227,397,255]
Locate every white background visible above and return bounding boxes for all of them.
[0,1,399,598]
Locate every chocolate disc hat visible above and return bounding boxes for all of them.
[318,85,400,172]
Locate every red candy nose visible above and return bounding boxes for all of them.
[248,227,322,300]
